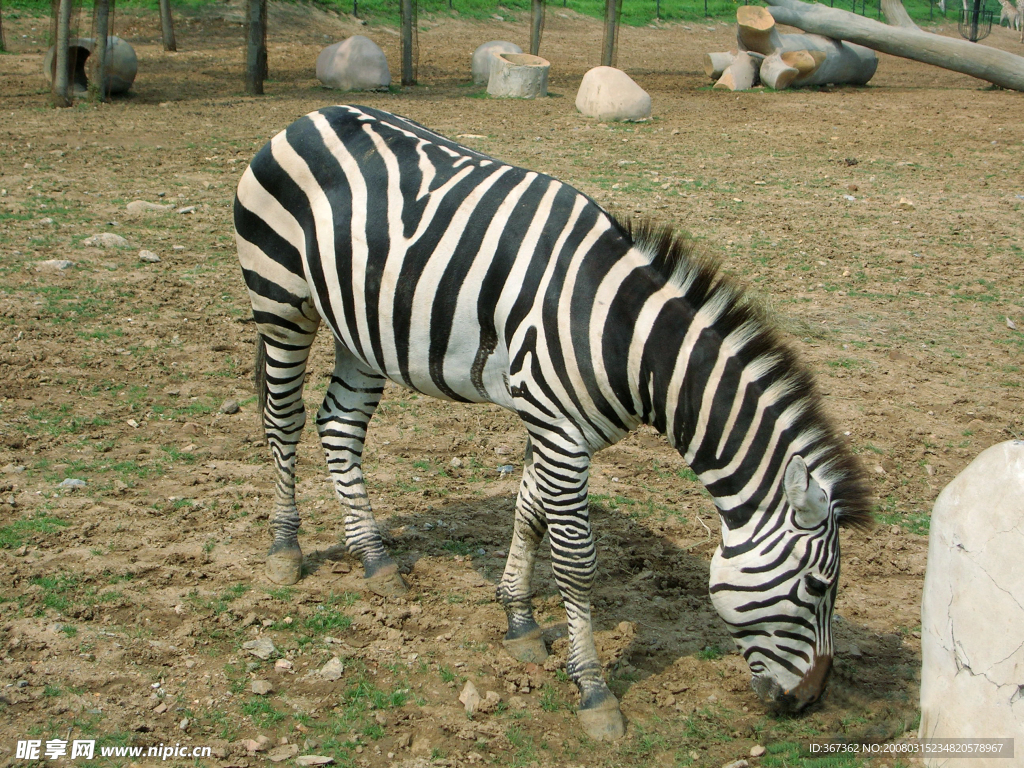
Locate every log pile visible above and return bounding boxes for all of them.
[706,5,877,91]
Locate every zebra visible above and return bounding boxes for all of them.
[233,105,872,740]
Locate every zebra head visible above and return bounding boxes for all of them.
[709,455,840,713]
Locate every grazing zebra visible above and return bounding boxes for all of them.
[234,105,872,740]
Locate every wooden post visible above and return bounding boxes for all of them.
[601,0,620,66]
[159,0,176,51]
[401,0,414,85]
[244,0,267,94]
[0,0,7,53]
[52,0,73,107]
[530,0,544,55]
[91,0,110,101]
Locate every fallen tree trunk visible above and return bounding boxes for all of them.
[880,0,921,29]
[765,0,1024,91]
[713,49,759,90]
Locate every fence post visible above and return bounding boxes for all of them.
[244,0,267,94]
[401,0,415,85]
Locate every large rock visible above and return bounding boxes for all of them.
[471,40,522,85]
[575,66,651,122]
[316,36,390,92]
[43,36,137,95]
[486,53,549,99]
[919,440,1024,766]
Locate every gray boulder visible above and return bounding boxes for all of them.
[472,40,522,85]
[316,36,390,92]
[919,440,1024,764]
[575,66,651,122]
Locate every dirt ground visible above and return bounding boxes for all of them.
[0,4,1022,767]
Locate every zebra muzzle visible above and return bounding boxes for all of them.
[753,653,833,713]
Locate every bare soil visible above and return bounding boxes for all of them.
[0,5,1022,767]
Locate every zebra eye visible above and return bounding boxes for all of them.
[804,574,830,598]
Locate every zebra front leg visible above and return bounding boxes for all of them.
[497,461,549,664]
[258,334,316,585]
[541,453,626,741]
[318,341,406,597]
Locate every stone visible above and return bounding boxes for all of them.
[296,757,334,766]
[43,36,137,95]
[575,66,652,122]
[83,232,130,249]
[471,40,522,85]
[127,200,173,214]
[487,53,549,99]
[459,680,481,714]
[251,679,273,695]
[139,250,160,263]
[34,259,75,271]
[316,36,390,91]
[241,637,276,660]
[919,440,1024,764]
[750,745,766,757]
[220,399,241,415]
[267,744,299,762]
[58,478,86,490]
[319,657,344,681]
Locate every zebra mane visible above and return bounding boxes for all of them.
[620,217,874,532]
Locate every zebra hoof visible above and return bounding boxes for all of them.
[577,697,626,741]
[502,628,548,664]
[266,547,303,585]
[365,563,408,597]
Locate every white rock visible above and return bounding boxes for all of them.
[126,200,173,214]
[575,66,652,122]
[919,440,1024,766]
[316,36,390,91]
[83,232,129,248]
[139,250,160,263]
[319,657,344,681]
[34,259,75,271]
[471,40,522,85]
[242,637,277,660]
[458,680,481,714]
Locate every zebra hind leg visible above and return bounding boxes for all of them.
[497,460,549,664]
[318,341,406,597]
[257,332,316,585]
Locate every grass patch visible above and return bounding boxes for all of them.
[0,514,70,549]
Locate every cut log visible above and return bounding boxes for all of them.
[487,52,550,98]
[714,50,758,90]
[704,50,739,79]
[765,0,1024,91]
[736,5,877,86]
[759,51,799,89]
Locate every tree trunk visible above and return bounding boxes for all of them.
[400,0,414,85]
[51,0,73,107]
[530,0,544,55]
[244,0,267,95]
[602,0,619,67]
[159,0,176,51]
[704,50,739,79]
[881,0,921,29]
[91,0,110,101]
[765,0,1024,91]
[714,50,759,90]
[0,0,7,53]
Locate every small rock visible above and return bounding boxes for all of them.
[251,679,274,695]
[450,457,463,468]
[395,732,412,750]
[897,197,915,210]
[138,250,161,263]
[241,738,266,753]
[220,399,241,415]
[296,757,334,767]
[14,546,28,557]
[34,259,75,271]
[459,680,481,714]
[267,744,299,762]
[176,206,196,215]
[478,690,502,713]
[58,478,87,490]
[750,745,766,757]
[179,717,189,731]
[16,679,29,688]
[241,612,257,627]
[274,659,293,672]
[1007,317,1018,330]
[154,702,168,714]
[890,524,902,535]
[497,464,515,476]
[319,657,344,681]
[494,444,512,456]
[83,232,130,248]
[722,760,749,768]
[126,200,173,214]
[242,637,277,660]
[172,245,185,251]
[576,66,652,122]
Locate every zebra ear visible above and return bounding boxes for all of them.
[784,456,829,529]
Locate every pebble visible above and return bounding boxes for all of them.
[58,478,87,490]
[722,760,749,768]
[220,399,241,415]
[83,232,130,248]
[242,637,277,660]
[179,718,189,731]
[319,657,344,681]
[34,259,75,271]
[251,679,274,695]
[126,200,173,214]
[176,206,196,215]
[897,197,915,210]
[450,457,463,468]
[497,464,515,476]
[750,745,766,757]
[139,250,161,263]
[295,757,334,766]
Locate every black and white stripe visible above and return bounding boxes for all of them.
[234,105,871,736]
